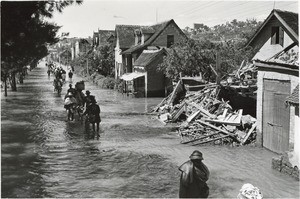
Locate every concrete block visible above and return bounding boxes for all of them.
[272,157,282,171]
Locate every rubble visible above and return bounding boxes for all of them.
[152,75,257,146]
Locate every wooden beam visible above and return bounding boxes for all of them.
[191,135,229,146]
[195,119,239,142]
[181,131,221,144]
[242,122,257,145]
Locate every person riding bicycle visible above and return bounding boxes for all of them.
[53,78,63,92]
[64,92,77,121]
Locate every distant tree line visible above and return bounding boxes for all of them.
[1,1,82,96]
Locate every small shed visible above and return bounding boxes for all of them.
[255,59,299,153]
[121,48,171,97]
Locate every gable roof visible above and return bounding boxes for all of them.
[246,9,298,47]
[115,25,142,49]
[134,48,167,67]
[122,19,187,54]
[98,30,115,43]
[286,84,299,105]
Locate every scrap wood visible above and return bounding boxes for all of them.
[190,102,217,119]
[205,109,243,126]
[242,122,257,145]
[181,131,221,144]
[171,102,186,121]
[186,109,201,123]
[195,119,239,142]
[191,135,230,146]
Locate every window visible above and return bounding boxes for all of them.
[167,35,174,48]
[271,26,284,46]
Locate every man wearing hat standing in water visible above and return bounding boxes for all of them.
[179,150,210,198]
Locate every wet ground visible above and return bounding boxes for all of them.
[1,62,299,198]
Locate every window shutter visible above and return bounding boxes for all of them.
[271,27,278,45]
[279,27,284,46]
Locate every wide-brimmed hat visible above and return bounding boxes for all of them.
[189,150,203,160]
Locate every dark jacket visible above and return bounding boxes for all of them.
[84,103,101,123]
[179,160,210,198]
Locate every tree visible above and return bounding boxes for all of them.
[158,38,255,82]
[1,1,82,96]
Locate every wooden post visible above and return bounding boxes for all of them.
[86,59,89,76]
[216,51,220,85]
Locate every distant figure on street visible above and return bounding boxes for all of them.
[179,150,210,198]
[68,70,73,82]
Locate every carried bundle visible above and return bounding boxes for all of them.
[75,81,85,91]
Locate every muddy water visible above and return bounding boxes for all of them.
[1,62,299,198]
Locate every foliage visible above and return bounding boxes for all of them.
[161,19,260,82]
[70,43,115,78]
[1,1,82,95]
[158,38,255,82]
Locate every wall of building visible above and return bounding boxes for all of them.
[146,56,167,97]
[251,18,296,61]
[151,22,185,47]
[293,107,299,164]
[256,70,299,151]
[114,37,123,79]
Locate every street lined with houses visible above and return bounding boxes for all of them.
[1,1,299,198]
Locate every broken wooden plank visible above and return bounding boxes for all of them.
[186,109,201,123]
[195,119,239,142]
[242,122,257,145]
[181,131,221,144]
[190,102,217,119]
[191,135,230,146]
[171,102,186,122]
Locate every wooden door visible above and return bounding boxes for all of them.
[263,79,290,153]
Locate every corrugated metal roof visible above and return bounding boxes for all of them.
[286,84,299,105]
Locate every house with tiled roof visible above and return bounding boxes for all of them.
[115,19,187,97]
[247,10,299,159]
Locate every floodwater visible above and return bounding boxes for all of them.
[1,62,299,198]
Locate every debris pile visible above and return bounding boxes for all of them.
[152,80,257,146]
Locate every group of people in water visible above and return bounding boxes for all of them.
[46,61,101,136]
[64,84,101,134]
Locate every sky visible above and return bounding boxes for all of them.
[49,0,299,38]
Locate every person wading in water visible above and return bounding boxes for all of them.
[179,150,210,198]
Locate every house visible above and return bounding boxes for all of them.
[247,9,299,155]
[92,29,115,48]
[115,19,187,97]
[70,38,91,60]
[114,24,142,79]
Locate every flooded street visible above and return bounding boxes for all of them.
[1,62,299,198]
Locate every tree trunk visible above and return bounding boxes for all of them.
[11,72,17,91]
[4,77,8,97]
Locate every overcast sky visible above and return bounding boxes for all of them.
[49,0,299,38]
